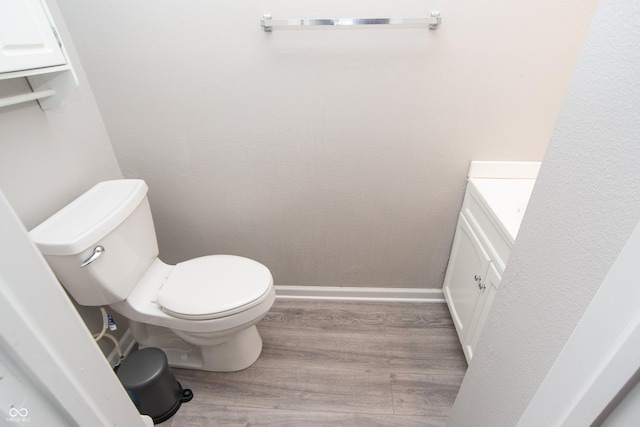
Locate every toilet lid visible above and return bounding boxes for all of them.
[157,255,273,320]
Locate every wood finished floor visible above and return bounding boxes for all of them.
[167,300,467,426]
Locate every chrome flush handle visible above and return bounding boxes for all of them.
[81,245,105,268]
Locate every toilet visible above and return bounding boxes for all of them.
[29,179,275,372]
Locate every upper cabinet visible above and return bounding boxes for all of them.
[0,0,78,109]
[0,0,66,73]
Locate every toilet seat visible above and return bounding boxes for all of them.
[157,255,273,321]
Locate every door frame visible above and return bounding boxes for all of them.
[517,220,640,426]
[0,190,151,426]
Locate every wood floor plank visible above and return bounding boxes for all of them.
[384,337,467,375]
[391,373,464,417]
[168,404,448,427]
[254,331,388,373]
[165,300,466,426]
[256,329,467,375]
[383,302,459,340]
[382,301,454,320]
[173,366,394,415]
[258,300,387,339]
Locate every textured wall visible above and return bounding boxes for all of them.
[55,0,596,288]
[0,62,121,228]
[447,0,640,424]
[0,0,126,356]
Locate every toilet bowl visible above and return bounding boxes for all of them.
[29,179,275,372]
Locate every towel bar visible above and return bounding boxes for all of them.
[0,89,56,108]
[261,11,441,32]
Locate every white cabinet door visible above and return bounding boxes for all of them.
[443,213,491,358]
[464,261,501,360]
[0,0,66,73]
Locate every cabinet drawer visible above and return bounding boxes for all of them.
[461,187,513,273]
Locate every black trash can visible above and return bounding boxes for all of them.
[116,347,193,424]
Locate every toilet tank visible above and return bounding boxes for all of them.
[29,180,159,306]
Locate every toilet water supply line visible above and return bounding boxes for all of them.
[93,306,123,363]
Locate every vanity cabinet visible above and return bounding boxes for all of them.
[444,210,503,363]
[464,261,500,359]
[444,176,529,363]
[444,213,493,359]
[444,161,538,363]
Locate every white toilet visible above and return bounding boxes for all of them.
[29,179,275,372]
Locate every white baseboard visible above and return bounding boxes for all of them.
[274,286,445,303]
[107,328,137,367]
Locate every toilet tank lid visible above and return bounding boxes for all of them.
[29,180,149,256]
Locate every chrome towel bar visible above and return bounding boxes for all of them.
[261,11,441,32]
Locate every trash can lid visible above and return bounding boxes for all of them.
[117,347,169,388]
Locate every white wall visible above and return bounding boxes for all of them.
[0,8,121,229]
[55,0,597,288]
[0,0,126,357]
[0,76,120,229]
[447,0,640,424]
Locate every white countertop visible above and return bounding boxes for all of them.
[468,178,536,241]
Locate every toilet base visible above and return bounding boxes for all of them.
[170,325,263,372]
[130,321,264,372]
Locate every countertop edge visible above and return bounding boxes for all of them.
[468,161,541,179]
